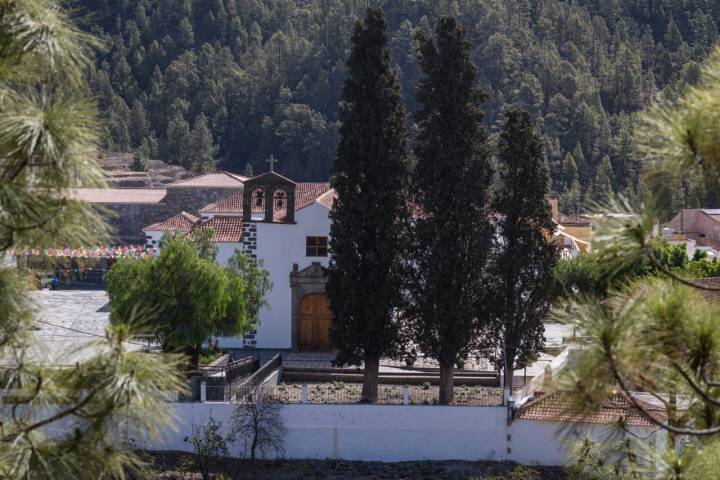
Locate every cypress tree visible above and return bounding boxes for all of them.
[327,7,411,403]
[409,17,494,405]
[486,108,558,398]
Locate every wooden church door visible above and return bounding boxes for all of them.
[298,293,332,350]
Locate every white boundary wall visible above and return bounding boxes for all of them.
[144,403,508,461]
[139,403,663,466]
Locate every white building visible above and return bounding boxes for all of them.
[143,170,335,350]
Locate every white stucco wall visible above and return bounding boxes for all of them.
[143,403,508,462]
[252,203,331,348]
[139,403,662,466]
[214,202,332,349]
[510,419,665,466]
[215,243,238,264]
[143,230,163,248]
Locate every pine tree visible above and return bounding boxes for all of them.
[165,111,191,166]
[485,108,558,397]
[129,99,150,148]
[244,162,254,177]
[593,155,615,204]
[178,16,195,48]
[188,113,218,173]
[409,17,494,405]
[572,143,587,183]
[327,7,411,403]
[129,151,147,171]
[0,2,185,476]
[562,152,578,189]
[107,94,131,151]
[560,174,583,214]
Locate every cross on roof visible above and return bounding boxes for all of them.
[266,155,278,172]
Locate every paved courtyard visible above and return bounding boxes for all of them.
[24,289,146,364]
[21,289,575,374]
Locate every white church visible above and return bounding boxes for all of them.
[143,162,336,351]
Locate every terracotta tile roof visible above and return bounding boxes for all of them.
[557,213,592,225]
[167,171,247,188]
[143,212,199,232]
[295,183,332,211]
[199,191,245,214]
[316,188,337,209]
[198,183,333,216]
[692,277,720,303]
[189,216,244,242]
[516,392,664,427]
[71,188,167,204]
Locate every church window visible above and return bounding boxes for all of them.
[306,236,328,257]
[255,189,264,206]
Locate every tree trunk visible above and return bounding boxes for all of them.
[188,343,200,368]
[361,354,379,403]
[439,360,454,405]
[503,356,514,406]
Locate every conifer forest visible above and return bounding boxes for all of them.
[77,0,720,210]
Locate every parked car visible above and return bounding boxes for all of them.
[39,273,59,290]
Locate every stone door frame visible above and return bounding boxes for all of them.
[290,262,329,350]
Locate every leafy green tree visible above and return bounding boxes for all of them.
[0,1,184,477]
[106,236,269,365]
[485,108,558,396]
[409,17,494,405]
[327,7,411,403]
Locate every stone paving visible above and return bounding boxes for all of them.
[23,289,146,365]
[280,323,573,378]
[21,289,574,375]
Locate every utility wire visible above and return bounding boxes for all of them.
[33,318,149,347]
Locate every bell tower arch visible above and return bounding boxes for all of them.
[242,160,297,223]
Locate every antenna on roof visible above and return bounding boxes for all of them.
[266,155,278,172]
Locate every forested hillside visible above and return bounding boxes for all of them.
[74,0,720,210]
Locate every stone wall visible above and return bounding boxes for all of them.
[163,186,241,215]
[103,185,243,243]
[102,203,172,244]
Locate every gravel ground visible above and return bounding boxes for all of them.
[148,452,567,480]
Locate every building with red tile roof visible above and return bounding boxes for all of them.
[188,216,245,243]
[197,182,333,219]
[141,167,334,350]
[515,391,665,427]
[166,171,248,188]
[144,211,199,232]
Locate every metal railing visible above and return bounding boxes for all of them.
[269,383,504,406]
